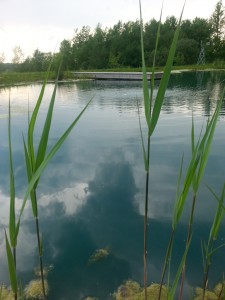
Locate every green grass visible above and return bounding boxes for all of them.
[0,71,56,86]
[4,65,92,299]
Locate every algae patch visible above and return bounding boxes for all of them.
[194,282,224,300]
[113,280,168,300]
[24,279,49,300]
[88,248,109,265]
[0,285,14,300]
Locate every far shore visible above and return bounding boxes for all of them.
[0,66,225,87]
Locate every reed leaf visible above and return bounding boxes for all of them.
[139,0,150,129]
[149,4,184,136]
[172,150,200,229]
[176,154,184,202]
[195,92,224,191]
[35,69,61,172]
[168,236,191,300]
[28,63,52,169]
[150,4,163,114]
[208,184,225,242]
[191,114,198,192]
[5,231,17,294]
[18,97,93,223]
[137,99,148,171]
[23,136,38,217]
[8,98,16,248]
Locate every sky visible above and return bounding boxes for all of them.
[0,0,221,62]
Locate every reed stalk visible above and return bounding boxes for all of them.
[139,1,183,298]
[178,88,225,299]
[6,97,18,300]
[202,183,225,299]
[2,64,93,299]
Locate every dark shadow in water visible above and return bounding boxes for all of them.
[34,157,225,300]
[45,161,137,300]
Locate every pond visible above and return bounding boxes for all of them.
[0,70,225,299]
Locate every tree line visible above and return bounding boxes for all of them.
[1,0,225,72]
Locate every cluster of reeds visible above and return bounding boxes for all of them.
[4,66,92,299]
[138,1,225,299]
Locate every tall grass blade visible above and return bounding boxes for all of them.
[150,3,163,113]
[28,63,52,168]
[208,184,225,241]
[5,231,17,295]
[172,151,200,229]
[8,98,16,250]
[176,154,184,201]
[137,99,148,171]
[35,69,61,172]
[168,236,191,300]
[195,91,224,188]
[23,136,38,217]
[139,0,150,129]
[149,4,184,136]
[18,97,93,222]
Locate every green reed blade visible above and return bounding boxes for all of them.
[168,235,191,300]
[191,114,198,192]
[5,231,17,294]
[28,63,52,169]
[209,243,225,257]
[8,98,16,249]
[139,0,150,129]
[150,3,163,114]
[208,183,225,241]
[18,97,93,222]
[35,68,61,172]
[137,99,148,171]
[206,184,225,212]
[195,90,224,188]
[23,136,38,217]
[201,240,206,273]
[149,4,184,136]
[176,154,184,202]
[172,150,200,229]
[35,81,57,171]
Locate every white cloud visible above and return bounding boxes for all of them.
[39,182,89,216]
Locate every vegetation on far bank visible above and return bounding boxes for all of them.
[0,63,225,87]
[0,0,225,75]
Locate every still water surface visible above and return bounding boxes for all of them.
[0,71,225,299]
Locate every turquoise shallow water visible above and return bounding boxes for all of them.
[0,71,225,299]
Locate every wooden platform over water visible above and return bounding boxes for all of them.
[72,71,163,81]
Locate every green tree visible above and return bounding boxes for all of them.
[59,39,73,70]
[89,23,109,69]
[12,46,24,64]
[0,52,5,63]
[30,49,52,71]
[175,38,199,65]
[210,0,225,40]
[209,0,225,56]
[72,26,92,69]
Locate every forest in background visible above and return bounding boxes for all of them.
[0,0,225,73]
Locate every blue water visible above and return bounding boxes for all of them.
[0,71,225,299]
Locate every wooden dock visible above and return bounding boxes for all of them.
[71,71,163,81]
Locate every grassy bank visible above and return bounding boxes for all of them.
[0,71,56,86]
[0,64,224,87]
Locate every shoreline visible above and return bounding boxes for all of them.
[0,68,224,88]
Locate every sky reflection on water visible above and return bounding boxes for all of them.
[0,71,225,299]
